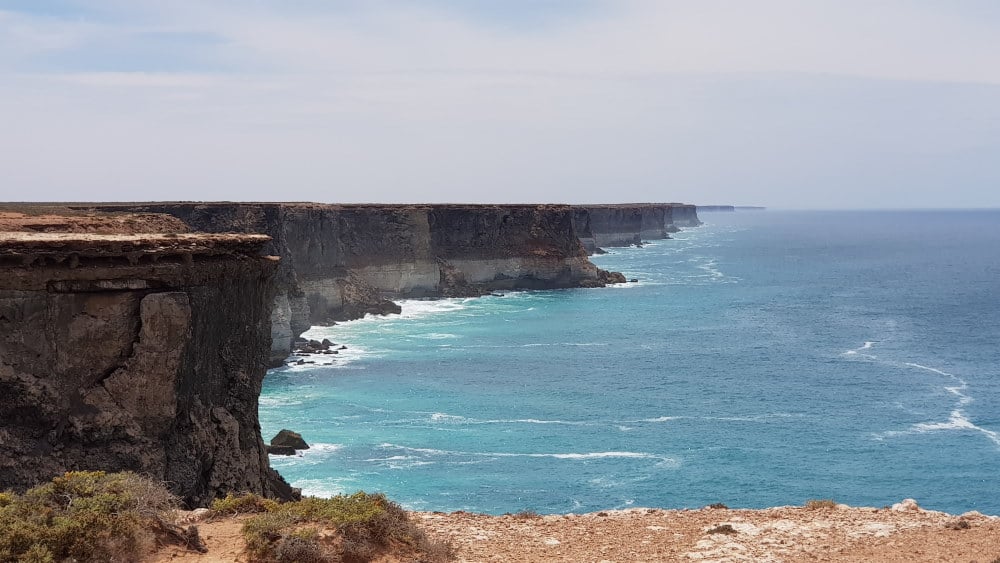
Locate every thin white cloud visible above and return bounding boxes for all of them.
[0,1,998,207]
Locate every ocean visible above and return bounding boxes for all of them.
[260,210,1000,515]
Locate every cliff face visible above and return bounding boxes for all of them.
[83,204,613,365]
[0,232,293,507]
[667,204,702,227]
[572,204,701,254]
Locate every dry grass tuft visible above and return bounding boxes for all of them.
[706,524,738,535]
[804,499,838,510]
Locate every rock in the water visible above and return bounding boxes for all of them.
[271,429,309,450]
[629,278,638,283]
[597,269,627,284]
[266,445,297,456]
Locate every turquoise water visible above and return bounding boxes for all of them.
[261,210,1000,515]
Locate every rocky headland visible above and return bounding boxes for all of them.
[0,212,294,507]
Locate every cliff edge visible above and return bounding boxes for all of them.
[572,203,701,254]
[0,229,294,507]
[79,203,627,365]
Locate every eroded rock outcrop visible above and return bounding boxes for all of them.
[572,204,701,254]
[0,232,293,507]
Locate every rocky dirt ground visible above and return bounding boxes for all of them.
[0,208,188,234]
[154,500,1000,562]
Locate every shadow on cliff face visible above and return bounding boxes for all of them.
[0,231,295,507]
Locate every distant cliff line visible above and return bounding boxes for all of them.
[79,203,700,365]
[0,201,698,507]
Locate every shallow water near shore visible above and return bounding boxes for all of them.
[261,210,1000,515]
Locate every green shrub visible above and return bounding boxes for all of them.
[239,491,452,563]
[211,492,279,515]
[242,512,299,561]
[804,499,838,510]
[0,471,181,562]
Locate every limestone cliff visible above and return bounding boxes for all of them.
[0,232,293,507]
[572,204,701,254]
[81,204,618,365]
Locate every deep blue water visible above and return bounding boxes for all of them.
[260,210,1000,515]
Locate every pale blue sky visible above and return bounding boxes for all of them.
[1,1,998,208]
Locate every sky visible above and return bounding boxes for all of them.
[1,1,998,208]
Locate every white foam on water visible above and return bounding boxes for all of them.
[495,418,592,426]
[636,416,681,423]
[422,412,594,426]
[696,258,725,279]
[520,342,609,347]
[291,478,355,498]
[842,340,878,359]
[410,332,460,340]
[270,443,345,467]
[904,362,953,377]
[377,443,679,467]
[310,443,345,453]
[259,396,303,407]
[629,413,798,424]
[397,298,472,320]
[618,282,664,289]
[870,360,999,449]
[274,340,376,370]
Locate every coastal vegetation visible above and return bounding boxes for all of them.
[0,471,187,562]
[0,471,450,563]
[211,491,453,562]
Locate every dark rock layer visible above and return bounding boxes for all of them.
[0,233,293,507]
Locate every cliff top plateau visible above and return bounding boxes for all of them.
[154,501,1000,563]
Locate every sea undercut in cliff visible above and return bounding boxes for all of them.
[0,231,294,507]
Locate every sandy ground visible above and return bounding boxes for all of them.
[153,501,1000,562]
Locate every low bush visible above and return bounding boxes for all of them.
[236,491,453,563]
[211,492,279,515]
[0,471,188,562]
[706,524,737,535]
[804,499,838,510]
